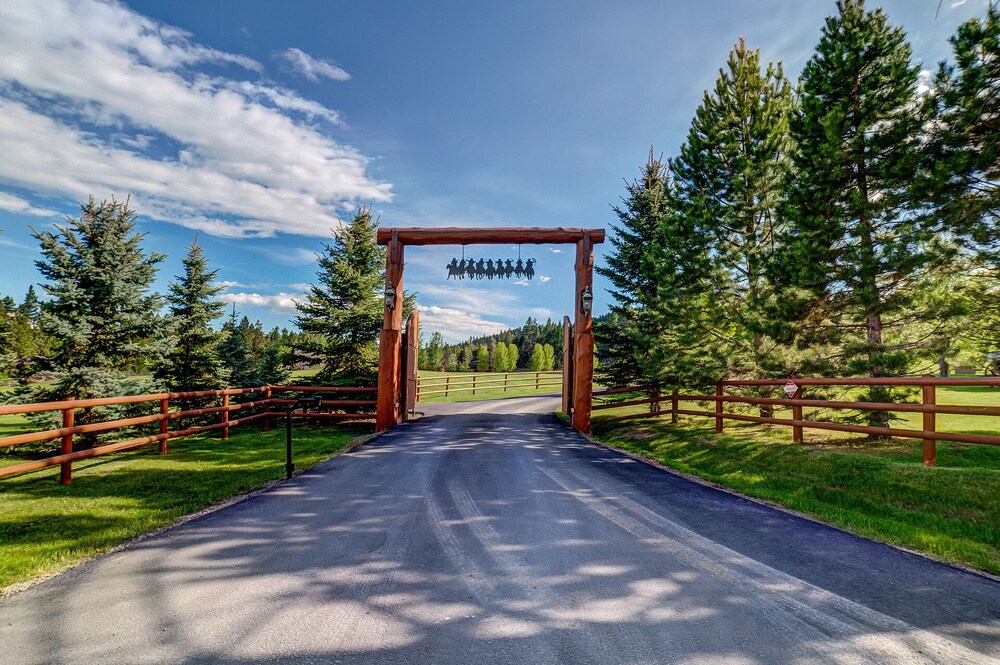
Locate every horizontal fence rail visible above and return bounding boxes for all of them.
[0,385,376,483]
[591,376,1000,466]
[416,370,562,399]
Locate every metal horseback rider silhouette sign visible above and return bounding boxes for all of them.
[446,245,536,281]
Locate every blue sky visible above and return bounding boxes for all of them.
[0,0,989,342]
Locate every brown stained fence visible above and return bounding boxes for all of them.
[591,376,1000,466]
[0,385,376,483]
[416,370,562,400]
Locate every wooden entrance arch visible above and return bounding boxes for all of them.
[375,227,605,434]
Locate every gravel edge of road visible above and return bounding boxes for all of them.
[0,430,384,600]
[570,417,1000,584]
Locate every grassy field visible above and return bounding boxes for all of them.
[588,384,1000,575]
[0,422,370,592]
[417,369,562,404]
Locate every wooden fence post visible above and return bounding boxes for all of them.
[715,382,724,434]
[473,374,477,395]
[262,387,272,431]
[159,398,169,454]
[221,393,230,441]
[792,385,804,444]
[671,390,678,424]
[504,374,509,393]
[923,375,936,467]
[60,398,75,485]
[536,372,540,391]
[445,375,450,398]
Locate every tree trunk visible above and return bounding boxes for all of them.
[938,357,949,378]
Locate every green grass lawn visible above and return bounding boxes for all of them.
[0,422,371,592]
[417,370,562,404]
[588,384,1000,575]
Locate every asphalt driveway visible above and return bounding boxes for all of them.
[1,395,998,664]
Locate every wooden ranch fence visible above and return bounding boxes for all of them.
[0,385,376,483]
[591,376,1000,466]
[417,370,562,400]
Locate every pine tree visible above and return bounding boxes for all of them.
[28,196,164,447]
[775,0,940,427]
[595,150,672,388]
[217,306,257,388]
[294,205,385,383]
[155,236,226,392]
[925,6,1000,267]
[646,39,795,408]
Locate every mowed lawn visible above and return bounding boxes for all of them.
[0,422,370,592]
[417,369,562,404]
[589,384,1000,575]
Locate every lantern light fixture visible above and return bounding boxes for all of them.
[580,286,593,315]
[384,284,396,310]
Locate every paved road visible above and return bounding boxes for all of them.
[2,395,999,664]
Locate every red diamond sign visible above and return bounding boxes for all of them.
[784,380,798,397]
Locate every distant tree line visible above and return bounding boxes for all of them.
[597,1,999,428]
[418,316,563,372]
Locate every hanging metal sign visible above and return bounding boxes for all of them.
[446,246,536,281]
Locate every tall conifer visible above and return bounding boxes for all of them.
[776,0,938,426]
[595,150,671,388]
[155,236,225,392]
[650,39,794,394]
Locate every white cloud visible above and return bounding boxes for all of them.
[547,248,562,253]
[0,0,390,239]
[216,280,245,290]
[277,47,351,82]
[223,291,301,312]
[416,304,509,342]
[917,69,935,98]
[0,191,60,217]
[537,275,551,283]
[513,279,529,286]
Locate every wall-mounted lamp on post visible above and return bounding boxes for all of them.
[384,284,396,310]
[580,286,593,316]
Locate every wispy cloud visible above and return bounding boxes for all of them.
[416,304,508,342]
[0,1,389,239]
[223,291,302,313]
[276,47,351,82]
[0,191,60,217]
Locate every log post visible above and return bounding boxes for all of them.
[562,316,573,417]
[792,385,804,444]
[159,398,169,454]
[671,390,678,424]
[376,231,404,431]
[221,393,230,441]
[262,386,272,431]
[714,382,724,434]
[60,398,75,485]
[445,375,450,398]
[923,374,936,467]
[472,373,477,395]
[571,233,595,433]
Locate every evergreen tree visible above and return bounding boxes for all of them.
[775,0,940,427]
[27,196,164,447]
[257,345,290,386]
[925,6,1000,266]
[595,150,672,388]
[295,205,385,383]
[154,237,225,392]
[217,306,257,388]
[645,39,795,410]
